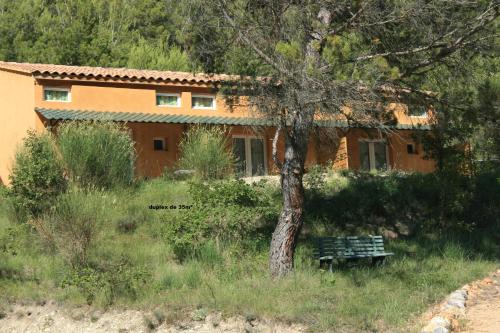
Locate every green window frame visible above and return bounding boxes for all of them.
[156,93,180,107]
[192,95,216,110]
[43,87,70,102]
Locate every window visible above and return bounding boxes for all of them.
[407,143,417,154]
[409,105,428,117]
[192,95,215,109]
[156,93,180,107]
[359,140,389,171]
[153,138,166,151]
[232,137,266,176]
[44,87,70,102]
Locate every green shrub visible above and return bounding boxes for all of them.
[306,170,500,235]
[465,171,500,229]
[62,256,149,305]
[162,180,277,260]
[44,189,107,268]
[304,164,328,196]
[9,130,67,220]
[189,179,264,207]
[57,121,135,189]
[178,126,234,180]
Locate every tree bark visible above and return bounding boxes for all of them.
[269,130,308,277]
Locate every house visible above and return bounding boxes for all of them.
[0,61,435,185]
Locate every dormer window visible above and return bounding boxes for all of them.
[409,105,428,118]
[44,87,70,102]
[192,95,215,110]
[156,93,180,107]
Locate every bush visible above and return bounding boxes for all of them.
[304,164,328,196]
[465,171,500,229]
[305,170,500,235]
[189,179,265,207]
[9,130,67,220]
[162,180,277,260]
[61,256,149,305]
[178,126,234,180]
[43,190,107,268]
[57,121,136,189]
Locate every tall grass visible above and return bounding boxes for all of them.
[43,189,109,268]
[178,125,234,180]
[57,121,136,189]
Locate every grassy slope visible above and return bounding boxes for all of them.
[0,178,497,332]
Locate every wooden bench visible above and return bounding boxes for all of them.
[313,236,394,272]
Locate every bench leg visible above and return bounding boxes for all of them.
[372,257,385,266]
[320,259,334,272]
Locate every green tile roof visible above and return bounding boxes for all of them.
[35,108,430,130]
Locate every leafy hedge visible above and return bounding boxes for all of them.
[162,180,278,260]
[9,130,67,220]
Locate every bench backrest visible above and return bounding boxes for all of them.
[314,236,387,258]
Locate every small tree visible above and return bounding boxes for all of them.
[178,125,234,180]
[9,130,67,220]
[186,0,499,276]
[57,121,136,189]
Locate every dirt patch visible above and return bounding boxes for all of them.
[0,302,306,333]
[462,270,500,333]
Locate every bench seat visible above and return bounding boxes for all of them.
[314,236,394,271]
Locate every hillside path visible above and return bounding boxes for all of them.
[463,269,500,333]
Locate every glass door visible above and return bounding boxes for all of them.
[373,142,388,170]
[250,138,265,176]
[359,140,389,171]
[233,138,247,177]
[233,137,267,176]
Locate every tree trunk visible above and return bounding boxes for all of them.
[269,134,307,277]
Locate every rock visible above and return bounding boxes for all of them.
[442,306,465,319]
[446,299,465,309]
[381,229,398,239]
[0,311,6,320]
[421,322,449,333]
[430,316,450,328]
[245,323,261,333]
[483,278,493,284]
[395,222,412,236]
[450,290,467,299]
[448,293,466,303]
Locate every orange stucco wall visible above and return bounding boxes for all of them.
[0,71,436,183]
[0,70,41,185]
[346,128,435,172]
[122,122,434,179]
[127,122,185,178]
[35,80,250,118]
[388,130,435,172]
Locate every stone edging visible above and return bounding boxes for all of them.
[420,272,498,333]
[420,287,467,333]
